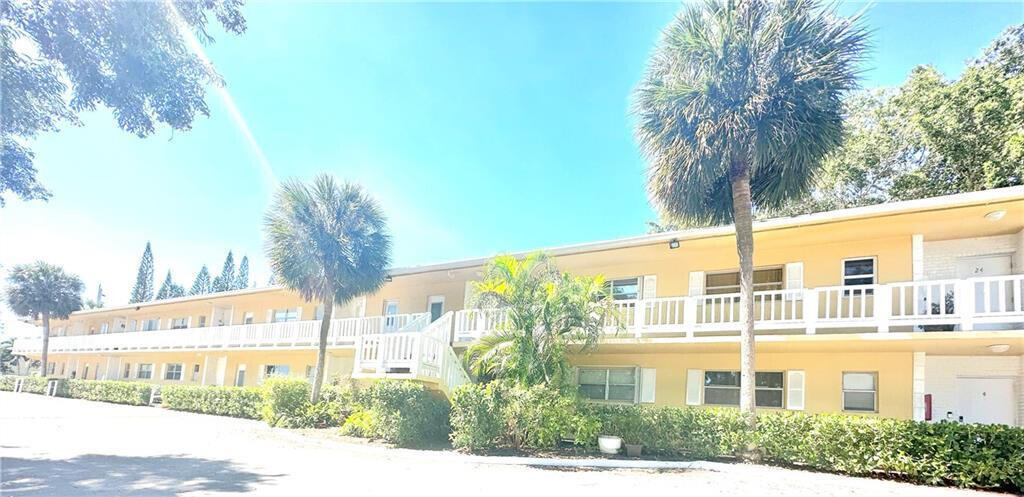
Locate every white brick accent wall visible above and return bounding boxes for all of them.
[924,355,1024,426]
[922,234,1021,280]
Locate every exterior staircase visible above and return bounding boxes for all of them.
[351,311,472,398]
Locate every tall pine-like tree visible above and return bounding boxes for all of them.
[189,265,213,296]
[129,242,154,303]
[235,256,250,290]
[212,251,236,292]
[156,271,186,300]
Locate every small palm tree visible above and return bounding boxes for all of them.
[6,262,84,377]
[635,0,867,432]
[465,253,619,388]
[264,174,391,403]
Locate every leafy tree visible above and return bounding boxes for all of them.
[212,251,236,293]
[5,262,83,377]
[1,338,20,374]
[156,271,186,300]
[129,242,155,303]
[189,265,213,296]
[634,0,866,439]
[264,174,391,403]
[236,256,250,290]
[1,0,246,206]
[464,253,619,388]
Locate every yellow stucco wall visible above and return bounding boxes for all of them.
[570,351,914,418]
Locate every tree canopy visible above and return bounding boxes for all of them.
[1,0,247,206]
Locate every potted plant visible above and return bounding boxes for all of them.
[598,435,622,455]
[615,410,646,458]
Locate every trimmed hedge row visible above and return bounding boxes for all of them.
[449,382,1024,491]
[163,385,263,419]
[66,379,153,406]
[0,375,153,405]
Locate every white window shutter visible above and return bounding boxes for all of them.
[688,272,705,296]
[639,368,656,403]
[266,310,273,323]
[642,275,657,300]
[296,306,303,320]
[160,363,167,380]
[464,281,475,308]
[186,316,193,328]
[259,364,266,382]
[785,262,804,300]
[787,370,805,410]
[685,369,702,405]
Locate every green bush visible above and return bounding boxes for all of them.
[450,380,597,451]
[0,376,14,391]
[260,377,312,427]
[350,379,451,448]
[66,379,152,405]
[17,376,49,394]
[340,410,379,438]
[163,385,263,419]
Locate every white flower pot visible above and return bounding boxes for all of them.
[598,435,622,455]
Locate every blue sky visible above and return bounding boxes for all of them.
[1,1,1021,319]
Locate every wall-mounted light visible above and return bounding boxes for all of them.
[668,239,680,250]
[385,275,393,282]
[984,210,1006,221]
[987,344,1010,354]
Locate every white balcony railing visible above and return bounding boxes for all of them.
[452,274,1024,341]
[11,313,430,355]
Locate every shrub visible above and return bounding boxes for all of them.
[351,379,451,448]
[340,410,379,438]
[163,385,263,419]
[260,377,312,427]
[450,380,597,451]
[66,379,152,405]
[17,376,49,394]
[0,376,14,391]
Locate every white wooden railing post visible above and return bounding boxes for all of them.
[633,301,645,338]
[803,289,817,335]
[957,279,974,331]
[875,284,892,333]
[683,297,697,338]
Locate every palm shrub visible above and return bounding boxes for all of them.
[465,253,620,387]
[634,0,868,436]
[264,174,391,403]
[5,262,84,377]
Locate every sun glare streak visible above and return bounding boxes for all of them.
[164,0,277,193]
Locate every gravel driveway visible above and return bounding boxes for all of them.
[0,392,1010,496]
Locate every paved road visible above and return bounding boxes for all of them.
[0,392,1010,497]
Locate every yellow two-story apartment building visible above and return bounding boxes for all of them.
[13,187,1024,425]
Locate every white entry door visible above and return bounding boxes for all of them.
[956,377,1015,425]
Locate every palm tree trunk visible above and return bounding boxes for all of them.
[310,302,334,403]
[40,312,50,378]
[730,165,757,440]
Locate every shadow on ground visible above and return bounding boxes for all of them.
[1,452,281,496]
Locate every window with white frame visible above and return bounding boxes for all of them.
[305,365,314,380]
[243,312,254,324]
[100,323,109,334]
[137,363,153,379]
[192,364,201,381]
[842,258,876,287]
[164,363,183,381]
[314,305,325,321]
[123,363,132,379]
[605,278,639,301]
[170,318,188,329]
[142,319,159,331]
[263,365,291,378]
[48,362,56,375]
[272,308,298,323]
[703,371,784,408]
[198,316,207,327]
[577,367,637,402]
[383,300,399,328]
[842,372,877,412]
[705,268,784,295]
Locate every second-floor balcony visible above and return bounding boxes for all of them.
[453,274,1024,342]
[12,313,431,356]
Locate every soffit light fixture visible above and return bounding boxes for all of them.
[668,239,680,250]
[987,344,1010,354]
[984,210,1006,221]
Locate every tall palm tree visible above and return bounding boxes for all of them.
[264,174,391,403]
[6,262,84,377]
[465,253,619,388]
[635,0,867,432]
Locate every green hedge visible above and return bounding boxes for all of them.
[66,379,152,406]
[17,376,49,394]
[449,381,597,451]
[163,385,263,419]
[0,375,15,391]
[344,379,450,448]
